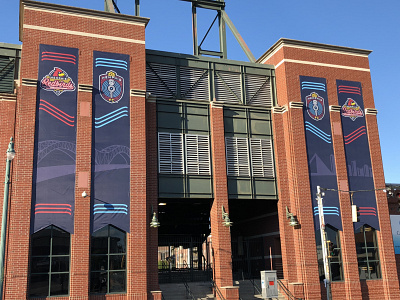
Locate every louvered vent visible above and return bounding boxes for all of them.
[215,71,241,104]
[158,132,183,174]
[180,67,209,101]
[245,74,272,107]
[250,138,274,177]
[185,134,211,175]
[225,137,250,176]
[146,63,177,99]
[0,57,15,93]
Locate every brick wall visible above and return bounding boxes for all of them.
[4,2,150,299]
[262,39,400,299]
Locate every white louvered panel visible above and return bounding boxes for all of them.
[158,132,183,174]
[185,134,211,175]
[245,74,272,107]
[225,137,250,176]
[180,67,209,101]
[146,63,177,98]
[250,138,275,177]
[214,71,241,104]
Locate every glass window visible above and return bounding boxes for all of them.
[90,225,126,294]
[315,225,343,281]
[355,226,381,280]
[29,225,70,297]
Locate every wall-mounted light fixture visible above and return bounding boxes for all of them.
[221,205,233,227]
[286,206,299,227]
[150,204,160,228]
[82,191,88,198]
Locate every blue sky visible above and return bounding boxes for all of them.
[2,0,400,183]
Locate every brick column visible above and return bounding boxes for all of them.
[69,87,93,299]
[5,83,38,298]
[271,107,298,283]
[366,111,400,299]
[127,94,148,299]
[284,103,320,300]
[209,103,239,300]
[329,107,362,300]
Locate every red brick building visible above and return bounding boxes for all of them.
[0,0,398,299]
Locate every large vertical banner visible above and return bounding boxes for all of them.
[300,76,342,230]
[33,44,79,233]
[92,51,130,233]
[337,80,379,230]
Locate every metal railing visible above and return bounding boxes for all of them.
[277,279,302,300]
[249,277,262,295]
[181,261,195,300]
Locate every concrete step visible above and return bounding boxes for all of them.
[160,282,216,300]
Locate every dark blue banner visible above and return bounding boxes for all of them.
[92,51,130,233]
[33,44,79,233]
[337,80,379,230]
[300,76,342,231]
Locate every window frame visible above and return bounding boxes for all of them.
[315,225,344,282]
[90,225,127,294]
[355,225,381,280]
[29,225,70,297]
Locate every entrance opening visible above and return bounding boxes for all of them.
[157,199,212,283]
[229,199,282,281]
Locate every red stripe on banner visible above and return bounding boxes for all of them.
[42,51,76,58]
[344,126,366,139]
[40,100,74,120]
[36,203,72,207]
[338,86,361,95]
[35,211,72,215]
[42,54,76,62]
[41,58,76,64]
[344,131,366,144]
[360,213,377,216]
[39,107,75,126]
[39,104,73,123]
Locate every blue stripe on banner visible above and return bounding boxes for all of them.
[301,81,326,91]
[94,107,129,128]
[93,204,128,215]
[95,58,128,70]
[314,207,340,216]
[305,122,332,143]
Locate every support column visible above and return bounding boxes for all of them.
[209,103,239,300]
[69,87,93,300]
[127,94,148,299]
[329,107,362,300]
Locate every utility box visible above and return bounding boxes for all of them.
[260,270,278,299]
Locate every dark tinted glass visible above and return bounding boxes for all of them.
[52,227,70,255]
[92,226,109,254]
[364,228,375,247]
[109,226,126,254]
[52,256,70,272]
[110,255,126,270]
[109,271,126,293]
[31,257,50,273]
[91,255,108,271]
[30,274,49,297]
[369,261,381,279]
[90,272,108,293]
[50,273,69,296]
[31,227,51,256]
[358,261,369,280]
